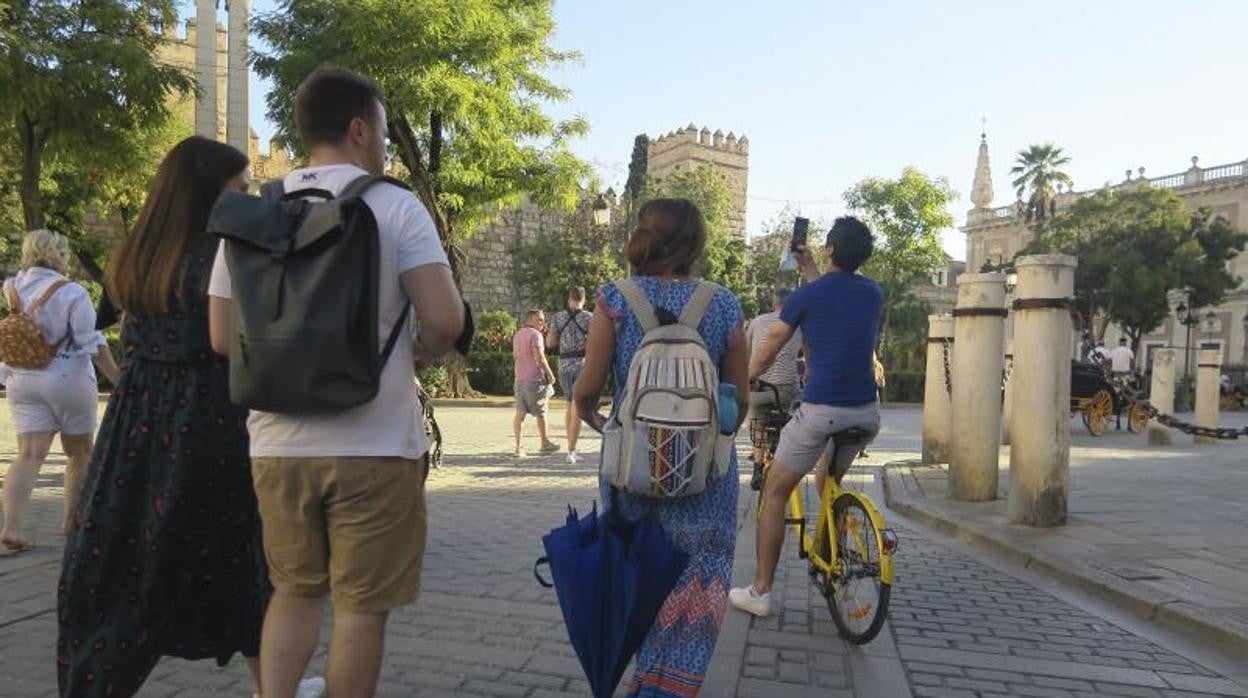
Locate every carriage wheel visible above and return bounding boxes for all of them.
[1083,389,1113,436]
[1127,403,1148,434]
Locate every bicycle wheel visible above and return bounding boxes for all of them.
[824,493,890,644]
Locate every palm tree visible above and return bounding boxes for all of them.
[1011,144,1073,224]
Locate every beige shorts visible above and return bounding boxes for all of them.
[251,456,428,613]
[514,380,552,417]
[773,402,880,480]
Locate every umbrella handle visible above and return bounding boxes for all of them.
[533,556,554,588]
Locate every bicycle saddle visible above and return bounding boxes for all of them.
[831,427,874,446]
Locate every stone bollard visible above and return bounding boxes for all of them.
[922,315,955,464]
[1001,339,1014,446]
[949,273,1007,501]
[1148,349,1177,446]
[1007,255,1077,526]
[1194,349,1222,444]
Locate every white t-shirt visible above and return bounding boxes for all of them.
[1108,345,1134,373]
[208,164,449,459]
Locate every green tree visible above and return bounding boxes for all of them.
[253,0,591,263]
[746,206,812,314]
[1010,143,1073,224]
[254,0,593,395]
[646,165,752,312]
[0,0,193,276]
[509,205,627,312]
[844,167,956,358]
[1025,186,1247,351]
[623,134,649,224]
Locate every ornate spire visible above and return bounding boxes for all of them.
[970,129,994,209]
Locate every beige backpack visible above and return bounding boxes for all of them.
[0,280,71,369]
[600,279,733,498]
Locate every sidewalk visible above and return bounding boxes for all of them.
[882,414,1248,661]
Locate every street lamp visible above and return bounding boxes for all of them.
[591,194,611,227]
[1169,289,1199,407]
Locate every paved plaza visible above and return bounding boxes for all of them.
[1,402,1247,696]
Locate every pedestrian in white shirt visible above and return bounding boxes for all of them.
[1,229,118,554]
[208,67,465,698]
[1108,338,1135,374]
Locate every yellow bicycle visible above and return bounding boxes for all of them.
[749,380,898,644]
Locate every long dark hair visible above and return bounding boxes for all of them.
[107,136,248,316]
[626,198,707,277]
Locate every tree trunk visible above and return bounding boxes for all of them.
[18,113,46,230]
[389,109,477,396]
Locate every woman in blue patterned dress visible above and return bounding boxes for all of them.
[574,198,750,696]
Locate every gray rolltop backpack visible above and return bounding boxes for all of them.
[207,173,411,414]
[599,279,734,498]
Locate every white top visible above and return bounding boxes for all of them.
[748,311,803,387]
[1108,345,1134,373]
[208,164,449,459]
[1,267,104,379]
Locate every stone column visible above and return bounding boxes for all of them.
[226,0,251,154]
[1194,349,1222,444]
[1007,255,1077,526]
[193,0,218,139]
[949,273,1007,501]
[922,314,955,464]
[1148,349,1176,446]
[1001,339,1014,446]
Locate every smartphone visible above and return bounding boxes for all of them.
[790,217,810,252]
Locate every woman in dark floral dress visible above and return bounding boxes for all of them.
[57,137,267,697]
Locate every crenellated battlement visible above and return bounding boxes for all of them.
[648,123,750,155]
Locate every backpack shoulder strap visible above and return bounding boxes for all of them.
[616,279,659,332]
[28,279,71,317]
[4,281,21,314]
[338,174,411,201]
[678,281,716,329]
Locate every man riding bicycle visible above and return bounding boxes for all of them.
[730,216,883,618]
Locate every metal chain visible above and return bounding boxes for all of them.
[941,338,953,397]
[1108,372,1248,440]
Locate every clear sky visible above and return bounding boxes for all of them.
[193,0,1248,259]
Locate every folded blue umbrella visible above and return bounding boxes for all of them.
[536,499,689,698]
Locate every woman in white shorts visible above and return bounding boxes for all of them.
[1,229,118,554]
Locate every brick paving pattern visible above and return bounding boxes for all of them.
[1,405,1246,696]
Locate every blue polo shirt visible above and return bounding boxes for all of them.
[780,271,883,407]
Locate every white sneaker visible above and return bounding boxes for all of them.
[295,677,326,698]
[567,450,579,464]
[729,585,772,618]
[514,447,525,459]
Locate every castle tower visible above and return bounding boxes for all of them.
[970,130,994,210]
[646,123,750,238]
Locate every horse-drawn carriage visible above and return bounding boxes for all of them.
[1070,360,1149,436]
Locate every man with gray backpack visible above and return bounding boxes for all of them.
[207,67,464,698]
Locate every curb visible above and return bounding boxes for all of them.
[881,461,1248,663]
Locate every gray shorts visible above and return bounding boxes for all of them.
[514,381,552,417]
[773,402,880,480]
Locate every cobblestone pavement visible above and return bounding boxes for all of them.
[1,404,1246,696]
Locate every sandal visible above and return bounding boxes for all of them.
[0,538,35,557]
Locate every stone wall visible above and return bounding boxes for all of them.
[458,201,570,317]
